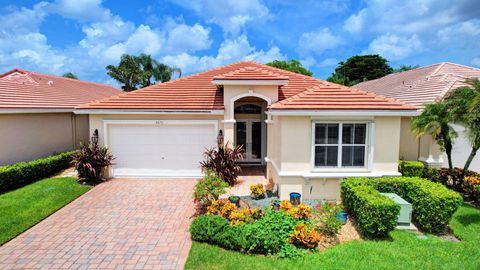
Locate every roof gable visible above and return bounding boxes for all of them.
[213,66,289,80]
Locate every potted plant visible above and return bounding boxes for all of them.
[229,196,241,207]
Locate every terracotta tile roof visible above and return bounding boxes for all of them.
[78,61,415,111]
[0,69,119,110]
[355,62,480,107]
[213,66,289,80]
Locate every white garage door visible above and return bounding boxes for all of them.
[107,120,217,177]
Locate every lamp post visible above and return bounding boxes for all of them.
[91,129,99,145]
[217,129,224,145]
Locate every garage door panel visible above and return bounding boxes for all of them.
[108,122,216,177]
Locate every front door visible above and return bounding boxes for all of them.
[235,120,262,163]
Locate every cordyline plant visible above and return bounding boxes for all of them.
[200,142,244,186]
[71,141,114,182]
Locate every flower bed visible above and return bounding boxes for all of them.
[191,173,347,257]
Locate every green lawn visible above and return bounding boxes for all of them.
[185,204,480,270]
[0,177,90,245]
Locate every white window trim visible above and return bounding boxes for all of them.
[310,120,374,172]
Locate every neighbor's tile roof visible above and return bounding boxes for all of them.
[0,69,119,110]
[78,61,415,111]
[355,62,480,107]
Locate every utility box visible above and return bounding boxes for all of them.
[381,193,412,226]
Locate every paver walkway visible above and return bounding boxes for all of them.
[0,179,195,270]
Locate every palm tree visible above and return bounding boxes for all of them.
[444,79,480,171]
[106,54,144,91]
[411,102,457,169]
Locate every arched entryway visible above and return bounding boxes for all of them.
[234,96,267,164]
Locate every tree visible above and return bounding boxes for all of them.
[62,72,78,79]
[106,54,144,91]
[444,79,480,171]
[327,55,393,86]
[266,60,313,76]
[411,102,457,169]
[394,65,420,73]
[106,54,182,91]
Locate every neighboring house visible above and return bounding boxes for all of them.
[356,62,480,172]
[76,61,416,200]
[0,69,119,165]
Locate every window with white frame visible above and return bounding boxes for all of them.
[313,123,368,168]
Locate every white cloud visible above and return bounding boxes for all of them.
[437,19,480,42]
[169,0,269,35]
[162,35,284,74]
[164,23,212,54]
[472,57,480,67]
[0,2,48,35]
[298,28,343,55]
[343,8,366,34]
[363,34,422,61]
[317,58,339,67]
[48,0,111,22]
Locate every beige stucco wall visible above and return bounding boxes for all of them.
[399,116,420,160]
[267,115,402,200]
[0,113,89,165]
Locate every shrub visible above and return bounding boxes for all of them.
[189,214,229,243]
[286,203,312,220]
[341,183,400,238]
[213,224,245,250]
[343,177,463,235]
[429,167,480,201]
[250,208,264,220]
[289,223,321,249]
[250,184,265,199]
[279,200,293,211]
[200,143,244,186]
[242,211,300,254]
[71,142,114,181]
[399,160,425,177]
[278,243,304,259]
[0,151,74,192]
[229,208,252,225]
[312,202,342,236]
[193,172,229,204]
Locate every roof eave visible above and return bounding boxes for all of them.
[0,108,74,114]
[267,109,420,117]
[74,109,225,115]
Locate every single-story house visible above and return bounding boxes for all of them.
[356,62,480,172]
[0,69,119,165]
[76,61,417,200]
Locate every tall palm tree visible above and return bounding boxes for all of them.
[445,79,480,171]
[411,102,457,169]
[106,54,144,91]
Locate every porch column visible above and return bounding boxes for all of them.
[223,120,235,146]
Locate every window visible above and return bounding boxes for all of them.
[234,104,262,114]
[313,123,368,168]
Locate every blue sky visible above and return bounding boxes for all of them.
[0,0,479,86]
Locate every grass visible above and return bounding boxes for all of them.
[185,204,480,270]
[0,177,90,245]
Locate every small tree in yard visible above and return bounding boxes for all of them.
[444,79,480,171]
[71,141,114,182]
[411,102,457,169]
[200,143,244,186]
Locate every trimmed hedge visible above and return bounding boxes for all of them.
[0,152,74,192]
[341,183,400,238]
[398,160,424,177]
[342,177,463,237]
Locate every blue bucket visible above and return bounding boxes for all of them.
[290,192,301,206]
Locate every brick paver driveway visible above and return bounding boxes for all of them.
[0,179,195,270]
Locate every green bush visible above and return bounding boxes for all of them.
[399,160,425,177]
[343,177,463,235]
[242,211,300,255]
[341,183,400,238]
[0,152,74,193]
[190,211,301,256]
[189,214,229,243]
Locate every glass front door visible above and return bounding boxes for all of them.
[235,120,262,163]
